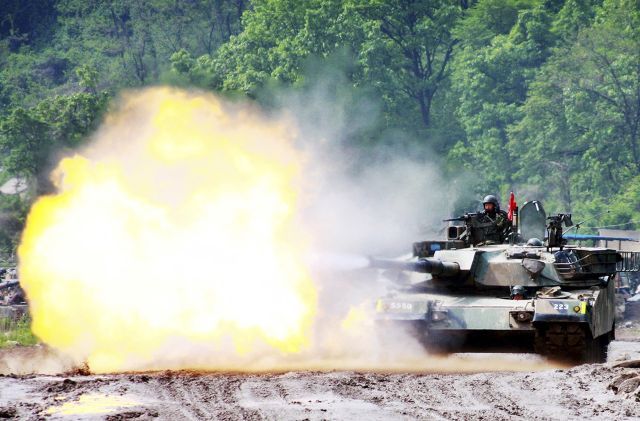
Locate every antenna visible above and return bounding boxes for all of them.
[565,210,611,236]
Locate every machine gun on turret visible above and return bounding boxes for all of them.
[443,213,480,223]
[546,213,573,250]
[442,212,511,246]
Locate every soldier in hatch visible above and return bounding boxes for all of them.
[478,195,511,243]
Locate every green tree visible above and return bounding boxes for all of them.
[352,0,463,129]
[511,0,640,215]
[0,0,57,49]
[54,0,247,86]
[551,0,599,41]
[76,64,99,93]
[0,92,109,191]
[0,107,49,178]
[209,0,346,92]
[176,0,466,150]
[450,0,554,194]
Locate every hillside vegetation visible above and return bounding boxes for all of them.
[0,0,639,253]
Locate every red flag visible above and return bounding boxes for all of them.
[507,192,517,221]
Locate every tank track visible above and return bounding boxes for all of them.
[534,323,610,364]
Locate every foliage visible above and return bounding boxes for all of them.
[352,0,462,130]
[53,0,247,86]
[0,89,109,249]
[0,195,29,255]
[512,0,640,219]
[1,0,640,244]
[0,92,109,185]
[0,0,57,45]
[450,0,555,196]
[193,0,355,92]
[172,0,466,146]
[0,316,38,348]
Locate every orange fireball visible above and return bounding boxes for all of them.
[18,88,316,373]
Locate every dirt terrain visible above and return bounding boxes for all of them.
[0,336,639,420]
[1,299,639,420]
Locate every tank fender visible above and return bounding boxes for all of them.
[533,299,590,323]
[591,277,616,338]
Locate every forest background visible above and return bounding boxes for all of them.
[0,0,639,256]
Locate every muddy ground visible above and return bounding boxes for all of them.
[1,298,639,420]
[0,332,639,420]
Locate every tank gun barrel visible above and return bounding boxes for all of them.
[368,257,460,276]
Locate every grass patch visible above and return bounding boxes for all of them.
[0,316,38,347]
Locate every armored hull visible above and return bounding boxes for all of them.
[375,267,615,362]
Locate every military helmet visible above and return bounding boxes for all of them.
[483,195,499,206]
[511,285,526,298]
[482,195,500,212]
[526,238,543,247]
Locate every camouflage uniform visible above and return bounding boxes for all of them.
[477,209,511,244]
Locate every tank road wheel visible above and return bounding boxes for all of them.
[534,323,607,364]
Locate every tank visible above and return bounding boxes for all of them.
[372,200,634,363]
